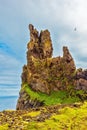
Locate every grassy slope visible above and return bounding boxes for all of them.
[0,84,87,129]
[0,102,87,130]
[25,102,87,130]
[23,84,81,105]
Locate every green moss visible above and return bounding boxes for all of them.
[1,101,87,130]
[24,122,45,130]
[23,111,40,117]
[68,88,87,101]
[44,41,51,48]
[25,101,87,130]
[0,124,8,130]
[75,90,87,100]
[23,84,81,106]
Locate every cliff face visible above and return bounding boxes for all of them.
[16,25,87,110]
[22,24,76,93]
[76,69,87,90]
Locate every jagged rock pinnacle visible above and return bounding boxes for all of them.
[17,25,77,110]
[27,24,53,65]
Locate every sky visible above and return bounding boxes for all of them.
[0,0,87,90]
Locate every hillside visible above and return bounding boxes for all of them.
[0,102,87,130]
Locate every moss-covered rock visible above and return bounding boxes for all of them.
[16,84,87,110]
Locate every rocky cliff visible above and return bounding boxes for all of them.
[16,25,87,110]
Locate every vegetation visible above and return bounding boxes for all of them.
[23,111,40,117]
[0,124,8,130]
[23,84,83,106]
[0,102,87,130]
[1,84,87,129]
[25,102,87,130]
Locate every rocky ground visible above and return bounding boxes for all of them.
[0,102,87,130]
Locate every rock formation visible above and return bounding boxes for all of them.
[76,69,87,90]
[16,24,87,110]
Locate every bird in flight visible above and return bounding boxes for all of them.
[74,27,77,31]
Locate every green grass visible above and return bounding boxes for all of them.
[23,84,80,106]
[0,124,8,130]
[25,102,87,130]
[0,101,87,130]
[23,111,41,117]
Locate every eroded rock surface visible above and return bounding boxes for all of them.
[26,25,75,91]
[17,24,87,110]
[76,69,87,90]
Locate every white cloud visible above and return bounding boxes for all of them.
[0,0,87,68]
[0,0,87,110]
[0,51,22,83]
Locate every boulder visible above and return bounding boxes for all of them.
[75,69,87,90]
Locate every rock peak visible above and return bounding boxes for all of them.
[27,24,53,61]
[17,25,77,110]
[63,46,73,62]
[29,24,34,31]
[28,24,39,43]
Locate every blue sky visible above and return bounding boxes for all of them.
[0,0,87,88]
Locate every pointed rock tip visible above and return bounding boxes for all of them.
[28,24,34,31]
[63,46,69,51]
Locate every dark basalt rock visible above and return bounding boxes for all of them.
[76,69,87,80]
[75,69,87,90]
[16,91,44,110]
